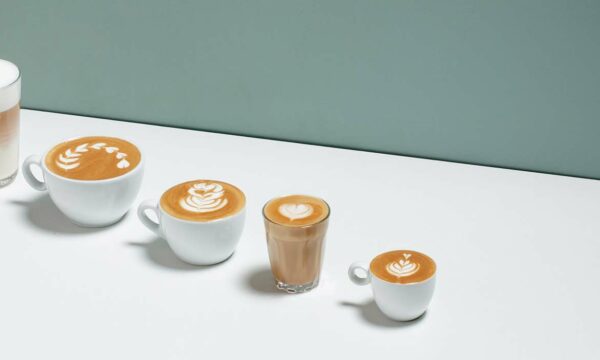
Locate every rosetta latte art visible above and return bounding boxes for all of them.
[179,182,229,213]
[56,142,130,171]
[278,203,313,221]
[386,253,421,278]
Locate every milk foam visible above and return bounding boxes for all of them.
[55,142,131,171]
[385,253,421,278]
[179,182,229,213]
[0,59,20,112]
[278,203,313,221]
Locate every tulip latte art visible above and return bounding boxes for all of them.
[180,182,229,213]
[160,180,245,221]
[45,136,141,180]
[371,250,436,284]
[264,195,329,226]
[385,253,420,278]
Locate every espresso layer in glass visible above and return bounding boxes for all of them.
[160,180,245,222]
[370,250,436,284]
[263,195,329,227]
[45,136,141,180]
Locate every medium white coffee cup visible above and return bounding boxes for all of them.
[22,140,144,227]
[348,250,436,321]
[137,180,246,265]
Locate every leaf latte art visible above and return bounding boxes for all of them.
[56,142,130,171]
[386,253,421,278]
[45,136,141,180]
[278,203,313,221]
[180,182,229,213]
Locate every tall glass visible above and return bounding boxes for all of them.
[0,59,21,188]
[263,195,330,293]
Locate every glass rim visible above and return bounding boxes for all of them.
[262,194,330,228]
[0,59,21,90]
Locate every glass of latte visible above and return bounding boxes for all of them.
[137,180,246,265]
[0,59,20,188]
[349,250,436,321]
[263,195,330,293]
[22,136,144,226]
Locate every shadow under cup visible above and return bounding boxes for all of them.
[262,202,330,294]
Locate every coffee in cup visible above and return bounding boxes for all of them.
[22,136,144,227]
[263,195,330,293]
[44,136,141,180]
[349,250,436,321]
[138,180,246,265]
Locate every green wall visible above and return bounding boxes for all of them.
[2,1,599,179]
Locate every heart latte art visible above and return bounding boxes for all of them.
[180,182,229,213]
[160,180,246,222]
[45,136,141,180]
[385,253,420,278]
[264,195,329,226]
[278,203,313,221]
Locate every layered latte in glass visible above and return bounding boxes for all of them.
[0,59,20,187]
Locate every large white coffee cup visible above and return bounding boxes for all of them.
[348,251,436,321]
[22,150,144,227]
[137,199,246,265]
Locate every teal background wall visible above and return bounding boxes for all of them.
[1,1,599,179]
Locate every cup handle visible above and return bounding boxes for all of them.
[137,199,161,236]
[348,261,371,286]
[22,155,47,191]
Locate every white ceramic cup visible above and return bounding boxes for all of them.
[348,256,436,321]
[137,199,246,265]
[22,144,144,227]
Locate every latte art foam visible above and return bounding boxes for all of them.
[45,136,141,180]
[264,195,329,227]
[160,180,245,222]
[385,253,420,278]
[180,182,229,213]
[278,203,313,221]
[371,250,436,284]
[55,142,131,171]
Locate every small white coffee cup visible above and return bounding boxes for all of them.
[22,145,144,227]
[137,197,246,266]
[348,250,436,321]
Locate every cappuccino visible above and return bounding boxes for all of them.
[0,59,20,187]
[45,136,141,181]
[370,250,436,284]
[138,180,247,264]
[263,194,329,226]
[160,180,246,222]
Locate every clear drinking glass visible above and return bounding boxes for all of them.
[0,59,21,188]
[262,195,330,293]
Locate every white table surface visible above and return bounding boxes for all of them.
[1,110,599,359]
